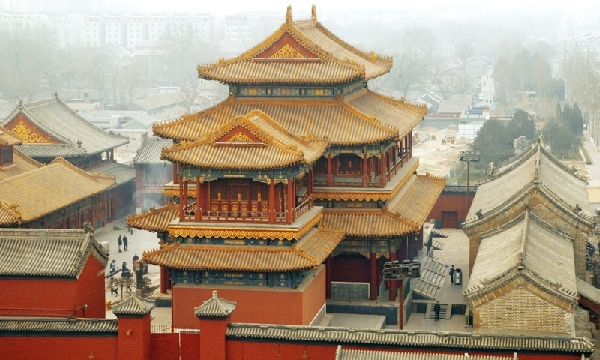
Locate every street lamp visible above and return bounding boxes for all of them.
[459,151,480,213]
[382,260,421,330]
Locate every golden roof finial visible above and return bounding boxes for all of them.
[286,5,292,23]
[311,5,317,22]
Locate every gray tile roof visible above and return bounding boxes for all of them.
[133,135,173,165]
[111,296,155,316]
[465,143,592,229]
[0,317,117,334]
[577,278,600,307]
[412,257,447,299]
[0,228,109,278]
[226,324,594,352]
[334,346,513,360]
[465,211,577,304]
[95,162,136,185]
[2,96,129,157]
[16,144,86,158]
[195,291,237,318]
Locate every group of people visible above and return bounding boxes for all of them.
[117,235,128,252]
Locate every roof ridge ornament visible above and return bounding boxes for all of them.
[286,5,292,23]
[311,4,317,22]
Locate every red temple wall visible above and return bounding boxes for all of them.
[0,255,104,318]
[0,336,118,360]
[172,268,325,329]
[76,254,107,318]
[427,192,475,228]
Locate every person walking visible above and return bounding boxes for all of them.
[109,259,116,273]
[434,301,441,321]
[123,235,128,251]
[132,254,139,269]
[449,265,455,284]
[117,235,122,253]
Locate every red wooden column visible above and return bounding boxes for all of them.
[172,163,179,184]
[268,179,275,223]
[206,181,211,211]
[369,250,378,301]
[325,255,332,299]
[160,266,168,293]
[363,154,369,187]
[195,178,201,222]
[388,250,398,301]
[379,154,386,187]
[327,154,333,186]
[178,177,184,220]
[286,179,294,224]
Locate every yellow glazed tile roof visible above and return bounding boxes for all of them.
[127,202,179,232]
[0,148,43,181]
[0,158,115,222]
[197,11,392,84]
[347,90,427,138]
[142,227,344,271]
[387,174,446,226]
[153,96,400,146]
[321,209,417,238]
[0,201,21,226]
[160,110,328,169]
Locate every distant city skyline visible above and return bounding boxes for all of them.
[123,0,599,14]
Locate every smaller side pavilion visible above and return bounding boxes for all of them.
[0,157,116,229]
[464,211,578,335]
[0,227,109,318]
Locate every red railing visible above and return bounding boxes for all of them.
[294,198,312,219]
[181,200,312,224]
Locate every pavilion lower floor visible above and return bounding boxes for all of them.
[170,265,326,329]
[328,232,423,302]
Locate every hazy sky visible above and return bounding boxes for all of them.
[125,0,599,13]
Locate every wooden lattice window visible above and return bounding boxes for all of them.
[314,157,327,174]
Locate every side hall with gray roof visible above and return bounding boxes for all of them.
[0,228,108,278]
[462,141,593,280]
[1,95,129,159]
[465,211,577,335]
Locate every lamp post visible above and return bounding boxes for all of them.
[382,259,421,329]
[459,151,479,214]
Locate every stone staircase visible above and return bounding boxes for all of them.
[426,303,450,320]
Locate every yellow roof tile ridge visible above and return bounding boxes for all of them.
[313,22,393,77]
[153,96,235,140]
[127,202,178,222]
[198,22,331,69]
[160,110,327,167]
[47,157,117,185]
[366,90,428,115]
[383,209,420,230]
[339,98,397,136]
[0,199,22,224]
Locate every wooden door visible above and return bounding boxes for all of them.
[441,211,458,228]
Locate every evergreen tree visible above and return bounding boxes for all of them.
[509,109,536,141]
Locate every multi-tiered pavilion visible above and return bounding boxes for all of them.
[129,6,445,328]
